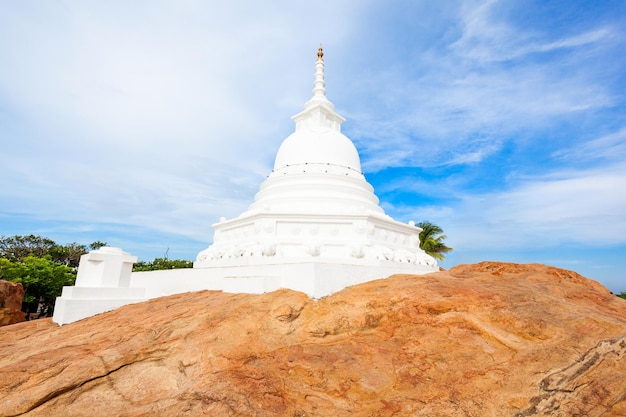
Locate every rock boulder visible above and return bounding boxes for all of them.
[0,280,25,326]
[1,262,625,416]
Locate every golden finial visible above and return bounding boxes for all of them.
[317,43,323,61]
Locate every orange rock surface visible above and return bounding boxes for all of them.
[1,262,625,416]
[0,280,25,326]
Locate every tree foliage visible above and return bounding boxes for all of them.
[89,241,108,251]
[0,235,108,316]
[619,292,626,300]
[133,258,193,272]
[0,234,56,262]
[0,256,76,316]
[0,234,107,268]
[416,221,453,261]
[48,242,89,268]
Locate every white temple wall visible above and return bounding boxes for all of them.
[54,252,438,326]
[53,287,145,326]
[130,258,436,301]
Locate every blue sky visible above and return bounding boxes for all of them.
[1,1,625,292]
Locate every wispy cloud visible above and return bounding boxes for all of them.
[552,128,626,163]
[343,1,621,174]
[450,0,613,62]
[442,162,626,250]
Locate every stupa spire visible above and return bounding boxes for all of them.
[306,43,332,108]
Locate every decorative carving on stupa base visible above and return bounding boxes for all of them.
[197,241,436,266]
[196,211,436,267]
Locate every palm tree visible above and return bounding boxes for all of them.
[416,221,453,261]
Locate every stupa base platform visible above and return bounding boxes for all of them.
[132,258,438,299]
[53,286,146,326]
[54,257,437,325]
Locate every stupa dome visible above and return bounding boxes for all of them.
[273,108,361,173]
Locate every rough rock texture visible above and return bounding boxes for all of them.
[1,262,625,416]
[0,280,25,326]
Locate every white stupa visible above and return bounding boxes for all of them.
[52,47,437,325]
[195,46,436,272]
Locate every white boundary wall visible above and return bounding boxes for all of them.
[53,248,437,325]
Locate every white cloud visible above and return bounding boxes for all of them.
[450,0,613,62]
[446,162,626,250]
[352,62,614,171]
[552,128,626,162]
[345,0,619,172]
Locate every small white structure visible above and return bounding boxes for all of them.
[53,247,144,325]
[53,47,437,325]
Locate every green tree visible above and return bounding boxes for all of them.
[416,221,453,261]
[49,242,88,268]
[1,256,76,316]
[0,234,56,262]
[0,258,13,281]
[0,235,108,317]
[89,241,108,251]
[133,257,193,272]
[618,292,626,300]
[0,235,108,268]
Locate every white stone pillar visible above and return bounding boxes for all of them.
[75,247,137,287]
[53,247,146,326]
